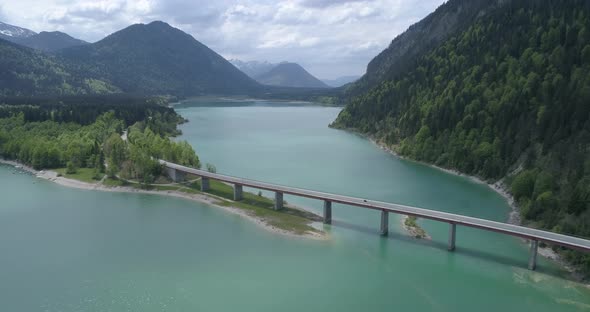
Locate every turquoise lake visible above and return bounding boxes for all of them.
[1,98,589,311]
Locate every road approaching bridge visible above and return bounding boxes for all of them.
[160,160,590,270]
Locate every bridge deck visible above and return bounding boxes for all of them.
[161,161,590,253]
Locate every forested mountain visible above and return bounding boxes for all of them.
[15,31,88,52]
[1,20,331,97]
[0,21,261,96]
[59,21,261,96]
[254,62,329,88]
[0,38,118,96]
[332,0,590,270]
[343,0,496,100]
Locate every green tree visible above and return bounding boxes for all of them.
[104,133,127,177]
[66,160,77,174]
[206,163,217,173]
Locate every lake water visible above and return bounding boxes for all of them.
[1,98,589,311]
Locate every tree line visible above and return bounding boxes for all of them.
[0,95,181,132]
[0,98,200,184]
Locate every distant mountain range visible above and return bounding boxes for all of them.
[321,75,360,87]
[254,63,329,88]
[17,31,88,52]
[231,60,329,88]
[0,21,261,96]
[230,60,276,78]
[59,21,259,96]
[0,20,338,97]
[0,21,88,52]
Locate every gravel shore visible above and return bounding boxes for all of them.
[0,159,326,240]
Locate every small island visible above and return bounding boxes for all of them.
[402,216,431,239]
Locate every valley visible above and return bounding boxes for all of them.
[1,0,590,310]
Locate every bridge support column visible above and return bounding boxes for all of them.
[274,192,284,210]
[167,168,185,183]
[178,171,186,182]
[323,200,332,224]
[448,223,456,251]
[200,177,210,191]
[380,210,389,236]
[528,240,538,270]
[233,184,243,201]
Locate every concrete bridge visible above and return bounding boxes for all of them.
[161,160,590,271]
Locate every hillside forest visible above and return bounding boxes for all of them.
[333,2,590,269]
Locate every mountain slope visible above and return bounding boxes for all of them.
[254,62,329,88]
[343,0,496,100]
[333,0,590,270]
[59,21,260,95]
[0,21,36,41]
[0,38,117,96]
[16,31,88,52]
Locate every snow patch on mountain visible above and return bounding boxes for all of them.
[0,21,36,38]
[230,59,277,78]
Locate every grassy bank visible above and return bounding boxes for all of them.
[54,168,102,183]
[201,179,323,235]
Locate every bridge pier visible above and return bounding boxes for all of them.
[200,177,210,191]
[233,184,243,201]
[158,161,590,262]
[167,168,185,183]
[380,210,389,236]
[529,239,539,270]
[448,223,456,251]
[323,200,332,224]
[274,192,284,210]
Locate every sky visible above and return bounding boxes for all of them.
[0,0,445,79]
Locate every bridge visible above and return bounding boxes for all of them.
[161,160,590,271]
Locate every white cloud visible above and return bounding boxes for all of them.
[300,37,320,47]
[0,0,445,78]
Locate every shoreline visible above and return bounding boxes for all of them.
[0,159,326,241]
[170,96,339,108]
[340,129,585,281]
